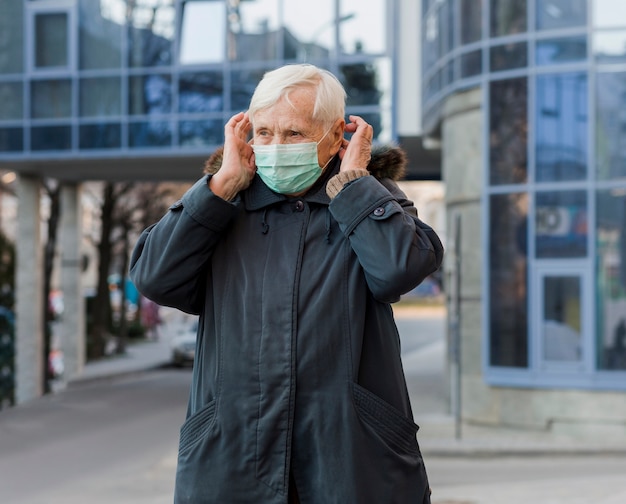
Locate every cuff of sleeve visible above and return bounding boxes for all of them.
[326,169,370,199]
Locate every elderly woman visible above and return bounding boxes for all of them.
[130,64,442,504]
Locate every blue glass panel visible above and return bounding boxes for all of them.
[536,36,587,65]
[78,0,122,69]
[128,0,174,67]
[79,123,121,149]
[128,74,171,115]
[179,72,224,114]
[490,42,528,71]
[0,0,23,74]
[536,0,586,30]
[179,120,223,147]
[461,0,483,44]
[535,190,587,258]
[80,77,122,117]
[460,49,482,78]
[490,192,529,367]
[31,125,72,151]
[535,73,587,182]
[230,68,268,112]
[596,72,626,180]
[596,188,626,370]
[35,13,68,68]
[0,128,23,152]
[490,0,527,37]
[0,82,23,120]
[129,121,172,147]
[31,80,72,119]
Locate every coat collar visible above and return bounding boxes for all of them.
[203,144,407,211]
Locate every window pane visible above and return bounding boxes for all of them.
[536,0,586,30]
[31,125,72,151]
[536,73,587,182]
[340,0,385,54]
[594,0,626,28]
[179,119,223,147]
[0,128,23,152]
[594,31,626,64]
[128,74,171,115]
[490,192,529,367]
[536,190,587,258]
[79,0,122,69]
[490,0,527,37]
[284,0,334,62]
[179,72,223,114]
[490,78,528,185]
[490,42,527,71]
[596,188,626,370]
[180,0,225,64]
[80,77,121,117]
[129,121,172,147]
[128,0,174,67]
[460,49,482,77]
[79,123,121,149]
[31,80,72,119]
[542,276,582,362]
[228,0,279,61]
[596,72,626,180]
[230,68,268,112]
[35,13,68,68]
[0,0,24,74]
[0,82,23,120]
[536,36,587,65]
[461,0,483,44]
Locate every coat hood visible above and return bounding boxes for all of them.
[203,144,408,181]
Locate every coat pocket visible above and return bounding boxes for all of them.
[178,399,217,454]
[352,382,419,456]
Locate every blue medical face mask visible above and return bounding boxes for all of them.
[252,130,331,195]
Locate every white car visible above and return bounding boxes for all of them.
[171,321,198,367]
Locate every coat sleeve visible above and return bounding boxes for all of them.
[129,175,239,314]
[328,175,444,303]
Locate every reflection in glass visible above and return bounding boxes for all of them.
[423,9,439,71]
[80,77,121,117]
[0,82,23,120]
[179,1,225,64]
[284,0,334,62]
[79,123,121,149]
[593,31,626,63]
[129,121,172,147]
[596,188,626,370]
[461,0,483,44]
[340,0,384,54]
[179,72,223,114]
[0,0,23,74]
[490,78,528,185]
[460,49,482,77]
[0,128,23,152]
[490,0,527,37]
[536,36,587,65]
[596,72,626,180]
[79,0,122,69]
[179,120,223,147]
[437,0,453,59]
[31,80,72,119]
[536,0,586,30]
[594,0,626,28]
[542,276,582,362]
[35,13,68,68]
[535,190,587,258]
[490,42,527,71]
[490,192,528,367]
[535,73,587,182]
[128,0,174,67]
[128,74,171,115]
[230,68,268,112]
[31,125,72,151]
[227,0,280,61]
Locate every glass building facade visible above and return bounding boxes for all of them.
[0,0,394,160]
[423,0,626,389]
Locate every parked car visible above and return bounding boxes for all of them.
[171,320,198,367]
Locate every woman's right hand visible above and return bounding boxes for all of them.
[209,112,256,201]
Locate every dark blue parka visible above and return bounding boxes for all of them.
[130,146,443,504]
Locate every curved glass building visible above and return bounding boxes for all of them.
[423,0,626,435]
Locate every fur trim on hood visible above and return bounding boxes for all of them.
[203,145,407,181]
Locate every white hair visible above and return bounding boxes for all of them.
[248,64,346,127]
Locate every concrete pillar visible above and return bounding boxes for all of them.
[15,175,44,404]
[59,183,85,381]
